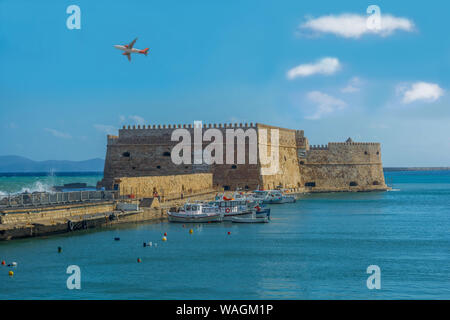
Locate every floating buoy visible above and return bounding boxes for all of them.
[58,246,62,253]
[164,232,167,236]
[1,260,5,266]
[143,242,147,247]
[8,262,17,267]
[137,258,142,263]
[162,236,167,241]
[189,229,193,234]
[227,231,231,235]
[114,237,120,241]
[8,270,13,277]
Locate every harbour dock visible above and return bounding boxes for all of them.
[0,189,220,241]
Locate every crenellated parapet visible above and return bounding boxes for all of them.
[120,122,257,130]
[309,144,329,150]
[328,142,379,146]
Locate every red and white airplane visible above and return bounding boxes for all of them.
[114,38,149,62]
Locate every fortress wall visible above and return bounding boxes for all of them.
[300,142,387,192]
[100,123,389,194]
[115,173,213,200]
[307,143,382,164]
[101,123,262,191]
[257,124,302,190]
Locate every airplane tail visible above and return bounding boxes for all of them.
[140,48,149,56]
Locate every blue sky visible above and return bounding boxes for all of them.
[0,0,449,166]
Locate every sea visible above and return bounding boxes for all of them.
[0,171,449,299]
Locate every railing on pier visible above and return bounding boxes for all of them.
[0,190,117,209]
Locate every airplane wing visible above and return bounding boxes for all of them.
[125,53,131,62]
[128,38,137,49]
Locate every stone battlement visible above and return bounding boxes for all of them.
[309,145,328,150]
[121,122,257,130]
[329,142,380,146]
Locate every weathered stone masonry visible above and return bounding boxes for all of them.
[98,123,388,193]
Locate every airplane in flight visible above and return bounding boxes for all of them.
[114,38,149,62]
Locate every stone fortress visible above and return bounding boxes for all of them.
[98,122,388,199]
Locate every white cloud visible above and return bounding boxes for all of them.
[44,128,72,139]
[398,82,444,104]
[305,91,347,120]
[300,13,414,39]
[128,115,146,125]
[94,124,117,135]
[287,57,340,79]
[341,77,363,93]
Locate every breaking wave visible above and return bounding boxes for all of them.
[0,181,54,196]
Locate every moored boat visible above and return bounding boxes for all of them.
[167,203,223,223]
[208,199,254,221]
[231,215,269,223]
[253,205,271,219]
[254,190,296,204]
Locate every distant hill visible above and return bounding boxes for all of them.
[0,155,104,173]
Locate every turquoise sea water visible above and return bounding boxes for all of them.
[0,171,449,299]
[0,172,103,195]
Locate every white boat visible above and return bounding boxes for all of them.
[208,199,254,221]
[167,203,223,223]
[253,205,271,219]
[250,190,296,204]
[231,215,269,223]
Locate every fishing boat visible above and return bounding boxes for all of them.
[231,214,269,223]
[253,204,271,219]
[208,199,255,221]
[167,203,223,223]
[250,190,296,204]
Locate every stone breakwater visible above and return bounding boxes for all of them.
[0,191,218,241]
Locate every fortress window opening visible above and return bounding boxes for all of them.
[305,182,316,187]
[349,181,358,187]
[122,152,130,157]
